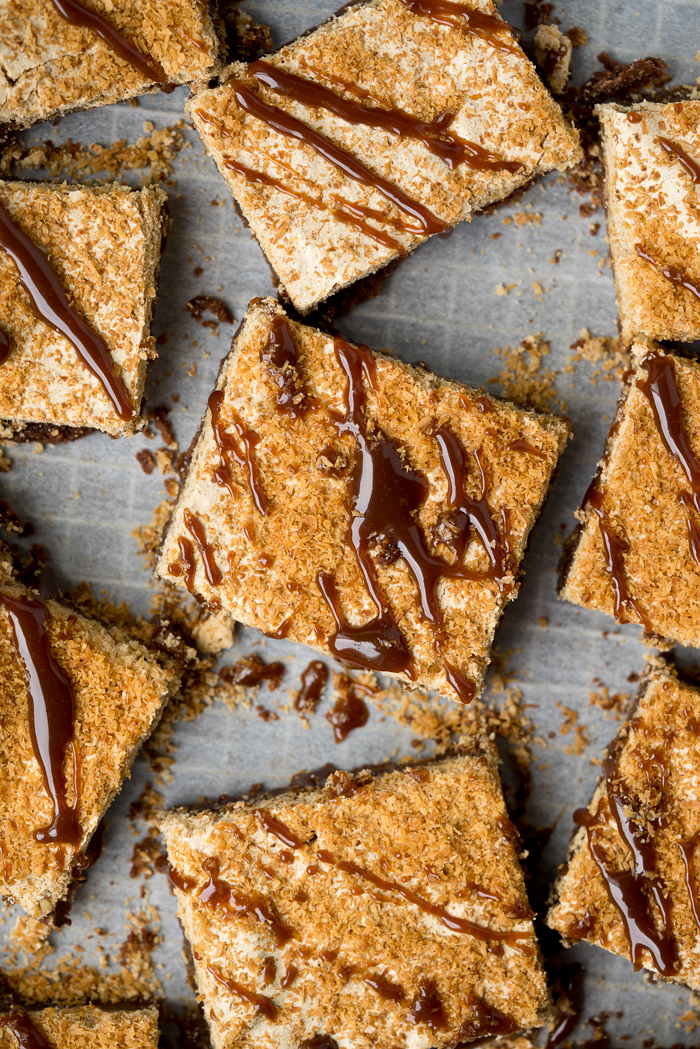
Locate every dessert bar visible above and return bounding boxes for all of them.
[188,0,582,313]
[560,344,700,645]
[598,100,700,343]
[548,659,700,991]
[0,0,223,137]
[0,1004,159,1048]
[0,179,167,439]
[159,754,550,1049]
[156,297,569,703]
[0,546,182,920]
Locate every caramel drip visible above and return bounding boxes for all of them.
[254,810,304,849]
[635,244,700,302]
[0,328,11,365]
[249,60,521,174]
[263,612,295,639]
[315,848,532,946]
[657,136,700,183]
[184,510,222,586]
[627,112,643,124]
[197,858,294,945]
[544,964,583,1049]
[0,198,133,420]
[295,660,329,713]
[574,753,678,976]
[223,157,405,253]
[399,0,520,54]
[583,479,652,631]
[506,438,548,460]
[50,0,167,82]
[199,956,278,1019]
[168,865,199,893]
[261,315,308,417]
[457,995,517,1043]
[219,656,284,690]
[175,535,197,593]
[364,973,405,1001]
[207,389,268,514]
[0,1010,53,1049]
[407,980,448,1030]
[678,832,700,931]
[228,79,446,236]
[299,1038,338,1049]
[0,590,80,846]
[326,688,369,741]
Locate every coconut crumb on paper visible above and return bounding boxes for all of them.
[589,686,630,718]
[488,334,566,413]
[567,327,630,383]
[8,917,53,966]
[555,701,590,755]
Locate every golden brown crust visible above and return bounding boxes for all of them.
[188,0,581,313]
[547,660,700,991]
[0,553,182,919]
[560,344,700,645]
[0,0,224,132]
[0,179,167,437]
[598,100,700,343]
[159,755,550,1049]
[155,297,569,702]
[0,1005,159,1048]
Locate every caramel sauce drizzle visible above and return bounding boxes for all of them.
[657,136,700,183]
[574,751,678,976]
[326,686,369,741]
[198,955,278,1019]
[249,60,521,174]
[506,437,548,460]
[184,509,222,587]
[457,995,517,1043]
[0,1009,53,1049]
[636,351,700,568]
[364,972,405,1002]
[0,328,11,365]
[261,315,309,417]
[678,832,700,931]
[196,857,294,945]
[254,809,304,849]
[222,157,406,253]
[299,1038,338,1049]
[49,0,167,82]
[543,964,583,1049]
[399,0,521,54]
[227,79,446,236]
[635,244,700,303]
[0,198,133,420]
[407,979,448,1030]
[295,660,329,713]
[207,389,268,514]
[0,590,81,846]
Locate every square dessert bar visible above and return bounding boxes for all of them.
[598,100,700,343]
[547,660,700,991]
[0,179,167,439]
[0,548,181,920]
[156,297,569,703]
[188,0,582,313]
[0,1004,159,1048]
[560,344,700,645]
[159,754,551,1049]
[0,0,223,136]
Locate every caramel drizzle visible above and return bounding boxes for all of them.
[197,858,294,944]
[506,437,548,460]
[0,328,11,365]
[0,1010,53,1049]
[574,751,677,976]
[407,980,448,1030]
[261,315,309,417]
[637,351,700,567]
[295,660,329,713]
[0,590,81,846]
[198,955,277,1020]
[399,0,521,54]
[208,389,269,514]
[635,244,700,303]
[678,832,700,931]
[0,198,133,420]
[184,509,222,587]
[175,536,196,593]
[248,60,521,174]
[657,136,700,184]
[227,79,446,237]
[49,0,167,82]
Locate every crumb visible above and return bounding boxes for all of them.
[136,449,156,475]
[567,328,631,383]
[488,334,566,413]
[185,295,234,333]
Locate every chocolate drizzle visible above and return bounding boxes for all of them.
[261,315,308,416]
[184,510,222,586]
[0,1009,53,1049]
[635,244,700,303]
[227,79,446,237]
[399,0,520,54]
[0,589,80,846]
[0,198,133,420]
[574,750,677,976]
[326,687,369,741]
[207,389,269,514]
[249,60,521,174]
[657,136,700,183]
[50,0,168,82]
